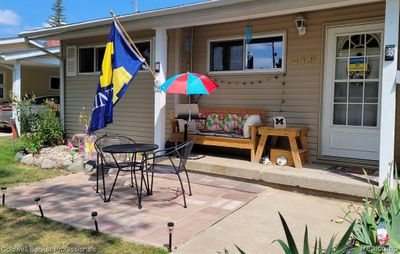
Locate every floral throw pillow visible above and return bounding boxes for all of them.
[223,114,244,134]
[196,112,206,130]
[205,113,224,132]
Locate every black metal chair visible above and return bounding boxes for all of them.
[95,134,142,202]
[144,140,194,208]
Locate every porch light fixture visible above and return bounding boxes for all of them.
[34,197,44,218]
[1,187,6,206]
[167,222,174,252]
[295,15,306,37]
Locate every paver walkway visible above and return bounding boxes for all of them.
[6,171,265,249]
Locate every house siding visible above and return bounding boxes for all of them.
[190,2,385,161]
[63,29,174,143]
[21,67,59,97]
[2,66,58,101]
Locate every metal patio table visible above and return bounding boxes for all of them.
[102,143,159,209]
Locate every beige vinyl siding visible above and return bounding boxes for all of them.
[191,2,385,160]
[2,66,58,101]
[21,67,59,97]
[64,29,175,143]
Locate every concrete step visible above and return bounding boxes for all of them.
[182,155,376,200]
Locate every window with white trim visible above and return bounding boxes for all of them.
[209,34,285,72]
[77,40,151,74]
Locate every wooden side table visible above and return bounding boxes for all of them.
[253,127,309,168]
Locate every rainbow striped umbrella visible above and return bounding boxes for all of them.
[160,72,219,95]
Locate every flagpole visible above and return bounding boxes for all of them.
[109,10,157,79]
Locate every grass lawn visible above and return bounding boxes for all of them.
[0,207,167,254]
[0,136,168,253]
[0,136,69,187]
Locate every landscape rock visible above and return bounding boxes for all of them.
[40,158,57,169]
[21,154,34,165]
[18,144,91,171]
[84,163,95,172]
[67,158,84,171]
[14,151,27,162]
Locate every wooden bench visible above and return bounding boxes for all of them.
[170,108,266,161]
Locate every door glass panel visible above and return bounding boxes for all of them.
[335,58,348,80]
[0,88,3,99]
[333,104,347,125]
[333,32,381,127]
[334,83,347,102]
[348,104,362,126]
[350,34,365,56]
[366,34,381,56]
[366,56,380,79]
[365,82,378,103]
[336,36,349,57]
[349,82,363,102]
[363,104,378,126]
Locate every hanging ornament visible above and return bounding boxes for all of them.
[245,24,253,45]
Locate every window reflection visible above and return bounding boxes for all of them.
[245,37,283,70]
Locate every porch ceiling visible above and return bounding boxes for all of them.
[19,0,383,40]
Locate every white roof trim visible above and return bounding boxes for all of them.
[1,47,60,61]
[0,37,25,45]
[18,0,383,40]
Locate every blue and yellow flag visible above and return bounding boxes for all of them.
[89,21,144,133]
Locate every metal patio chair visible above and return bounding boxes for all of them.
[144,140,194,208]
[95,134,142,202]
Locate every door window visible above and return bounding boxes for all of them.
[333,33,381,127]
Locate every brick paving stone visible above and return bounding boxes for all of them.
[6,172,260,247]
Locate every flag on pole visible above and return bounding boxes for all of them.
[89,21,144,133]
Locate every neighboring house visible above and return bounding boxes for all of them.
[18,0,400,185]
[0,37,60,103]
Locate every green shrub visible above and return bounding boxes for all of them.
[36,104,63,146]
[13,95,64,149]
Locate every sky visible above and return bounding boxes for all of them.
[0,0,205,38]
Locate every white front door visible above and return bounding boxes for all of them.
[321,23,383,161]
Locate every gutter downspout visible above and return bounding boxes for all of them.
[24,38,61,60]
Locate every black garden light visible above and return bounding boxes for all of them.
[167,222,174,252]
[34,197,44,218]
[91,211,99,232]
[1,187,6,206]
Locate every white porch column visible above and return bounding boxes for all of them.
[60,50,65,130]
[12,60,21,135]
[379,0,399,187]
[154,28,167,150]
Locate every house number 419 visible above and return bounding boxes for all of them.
[291,56,317,65]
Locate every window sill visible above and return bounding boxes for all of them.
[207,69,285,76]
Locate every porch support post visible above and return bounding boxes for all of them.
[379,0,399,187]
[60,43,65,129]
[154,28,167,150]
[12,60,21,135]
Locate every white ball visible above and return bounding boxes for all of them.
[276,156,287,166]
